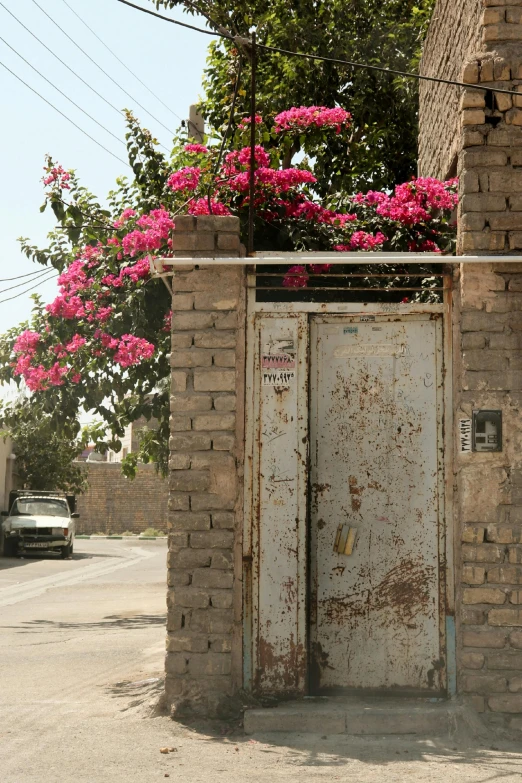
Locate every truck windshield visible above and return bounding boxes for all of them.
[10,499,69,518]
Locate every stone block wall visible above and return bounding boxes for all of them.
[457,261,522,730]
[421,0,522,731]
[419,0,483,178]
[165,215,246,716]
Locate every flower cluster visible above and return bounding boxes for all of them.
[334,231,386,252]
[42,164,71,190]
[238,114,263,130]
[118,208,174,258]
[12,329,80,391]
[371,177,458,225]
[113,334,155,368]
[184,143,209,155]
[167,166,201,192]
[274,106,351,134]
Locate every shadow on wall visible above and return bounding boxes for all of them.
[76,462,168,535]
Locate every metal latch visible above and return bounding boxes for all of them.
[333,524,357,555]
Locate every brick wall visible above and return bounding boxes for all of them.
[76,463,168,534]
[456,261,522,730]
[421,0,522,731]
[165,215,246,716]
[419,0,483,178]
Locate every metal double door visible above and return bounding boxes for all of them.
[248,311,446,695]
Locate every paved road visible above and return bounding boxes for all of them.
[3,539,522,783]
[0,538,176,782]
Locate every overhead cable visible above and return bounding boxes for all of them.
[0,269,56,282]
[116,0,521,98]
[59,0,184,125]
[0,4,146,133]
[0,35,127,148]
[30,0,177,138]
[0,273,59,305]
[0,268,54,296]
[0,59,131,167]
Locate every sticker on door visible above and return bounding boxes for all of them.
[262,340,296,386]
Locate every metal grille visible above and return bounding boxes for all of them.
[253,263,450,304]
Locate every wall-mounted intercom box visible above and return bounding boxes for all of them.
[472,410,502,452]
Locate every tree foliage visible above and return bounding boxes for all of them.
[1,405,88,494]
[155,0,436,192]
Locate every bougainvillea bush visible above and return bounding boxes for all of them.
[0,107,457,474]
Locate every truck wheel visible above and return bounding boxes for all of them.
[61,541,73,559]
[3,537,18,557]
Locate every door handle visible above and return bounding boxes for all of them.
[334,524,357,555]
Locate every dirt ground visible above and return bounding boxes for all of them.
[2,538,522,782]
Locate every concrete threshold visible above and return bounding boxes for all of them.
[244,696,452,736]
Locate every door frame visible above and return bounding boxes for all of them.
[243,278,455,697]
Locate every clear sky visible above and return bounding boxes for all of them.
[0,0,209,334]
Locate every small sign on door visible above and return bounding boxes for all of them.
[262,340,296,386]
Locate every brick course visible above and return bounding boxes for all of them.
[421,0,522,732]
[165,215,246,716]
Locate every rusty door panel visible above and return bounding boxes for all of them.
[250,314,308,695]
[310,315,445,692]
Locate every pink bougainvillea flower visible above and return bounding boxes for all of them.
[13,330,41,354]
[65,334,86,353]
[309,264,332,274]
[335,232,386,252]
[274,106,351,134]
[167,166,201,192]
[184,143,209,154]
[113,208,136,228]
[113,335,155,367]
[187,198,232,216]
[282,265,309,288]
[238,114,263,129]
[42,164,71,190]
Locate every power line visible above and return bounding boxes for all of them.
[30,0,177,138]
[116,0,521,98]
[0,59,131,167]
[0,268,54,296]
[0,3,170,153]
[0,5,136,131]
[59,0,184,125]
[0,273,59,306]
[0,269,55,282]
[0,35,127,149]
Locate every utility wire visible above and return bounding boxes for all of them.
[59,0,184,125]
[0,273,59,306]
[0,36,127,149]
[0,2,163,150]
[0,268,54,296]
[0,269,55,282]
[0,59,131,167]
[30,0,177,138]
[117,0,521,98]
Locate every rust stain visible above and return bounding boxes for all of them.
[257,636,306,693]
[348,476,362,512]
[320,556,436,629]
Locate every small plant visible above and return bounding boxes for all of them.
[140,527,165,537]
[121,530,135,536]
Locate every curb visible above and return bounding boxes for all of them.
[76,535,168,540]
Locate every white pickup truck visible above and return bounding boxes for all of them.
[1,491,78,559]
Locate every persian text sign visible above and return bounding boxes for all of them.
[262,340,296,386]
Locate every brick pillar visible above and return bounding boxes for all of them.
[165,215,246,717]
[456,13,522,732]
